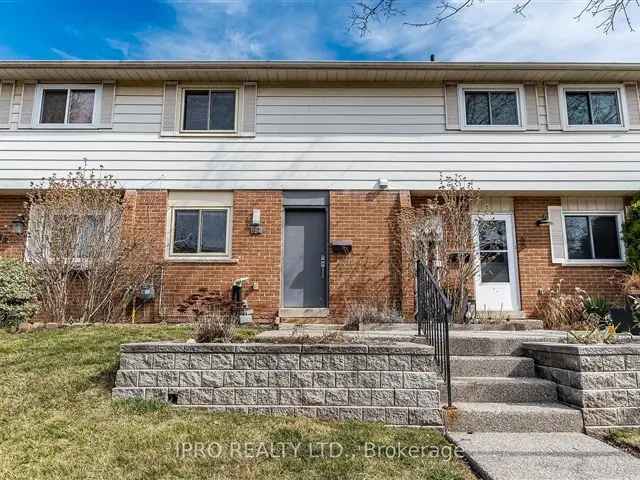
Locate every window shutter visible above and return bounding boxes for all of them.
[161,81,178,135]
[240,82,257,136]
[548,206,565,264]
[0,80,14,128]
[100,80,115,129]
[524,84,539,130]
[624,82,640,130]
[444,82,460,130]
[544,84,562,130]
[24,205,44,262]
[19,81,36,128]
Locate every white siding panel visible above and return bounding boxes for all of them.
[114,95,163,105]
[114,104,163,115]
[0,83,640,192]
[112,84,163,132]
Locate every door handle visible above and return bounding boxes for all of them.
[320,254,326,279]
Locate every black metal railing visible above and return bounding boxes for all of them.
[416,260,453,407]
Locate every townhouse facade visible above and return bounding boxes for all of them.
[0,61,636,323]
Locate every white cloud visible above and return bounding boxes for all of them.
[349,1,640,61]
[106,38,131,58]
[50,48,81,60]
[117,0,333,60]
[103,0,640,62]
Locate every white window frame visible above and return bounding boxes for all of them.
[25,207,113,268]
[561,210,626,266]
[457,84,526,131]
[33,83,102,129]
[165,205,233,261]
[558,84,628,131]
[178,85,240,136]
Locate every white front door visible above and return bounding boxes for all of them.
[473,214,520,312]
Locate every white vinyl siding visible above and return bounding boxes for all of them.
[0,83,639,191]
[113,83,163,133]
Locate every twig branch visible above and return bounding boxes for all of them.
[351,0,638,35]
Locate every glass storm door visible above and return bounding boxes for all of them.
[473,214,520,312]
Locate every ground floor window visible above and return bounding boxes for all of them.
[564,213,623,261]
[170,208,230,257]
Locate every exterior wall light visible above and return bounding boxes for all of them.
[535,216,552,227]
[11,214,26,235]
[378,178,389,189]
[249,208,263,234]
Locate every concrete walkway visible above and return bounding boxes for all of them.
[449,432,640,480]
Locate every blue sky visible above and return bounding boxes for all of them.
[2,0,640,61]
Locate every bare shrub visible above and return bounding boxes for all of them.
[344,301,403,330]
[536,279,588,330]
[26,167,161,324]
[195,308,238,343]
[176,288,238,342]
[332,245,402,328]
[398,174,494,323]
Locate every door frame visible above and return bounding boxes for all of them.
[472,213,522,312]
[280,203,330,309]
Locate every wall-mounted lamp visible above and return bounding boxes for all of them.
[11,214,26,235]
[378,178,389,190]
[249,209,264,234]
[0,214,26,243]
[535,216,552,227]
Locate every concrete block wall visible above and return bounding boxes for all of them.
[524,342,640,433]
[112,342,442,426]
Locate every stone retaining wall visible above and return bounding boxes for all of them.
[112,342,442,426]
[524,342,640,433]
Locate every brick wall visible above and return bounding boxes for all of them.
[0,195,27,259]
[132,190,283,323]
[329,191,408,321]
[514,197,625,316]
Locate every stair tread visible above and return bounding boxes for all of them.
[450,377,555,385]
[449,401,580,414]
[450,355,532,360]
[443,402,584,432]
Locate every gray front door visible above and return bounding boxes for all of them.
[283,209,327,307]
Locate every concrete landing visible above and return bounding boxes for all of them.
[449,432,640,480]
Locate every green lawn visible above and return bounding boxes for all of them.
[608,429,640,455]
[0,325,474,480]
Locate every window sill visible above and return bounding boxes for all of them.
[31,124,101,130]
[160,131,253,138]
[562,126,628,132]
[165,256,239,264]
[561,260,626,267]
[460,125,525,132]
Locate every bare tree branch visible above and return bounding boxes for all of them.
[350,0,639,36]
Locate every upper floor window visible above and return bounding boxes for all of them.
[559,85,626,130]
[35,84,101,128]
[458,85,524,130]
[182,89,237,132]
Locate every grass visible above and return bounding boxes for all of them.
[608,429,640,455]
[0,324,474,480]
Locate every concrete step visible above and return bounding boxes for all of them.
[451,319,544,331]
[441,377,558,403]
[450,356,535,378]
[444,402,584,433]
[449,331,565,356]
